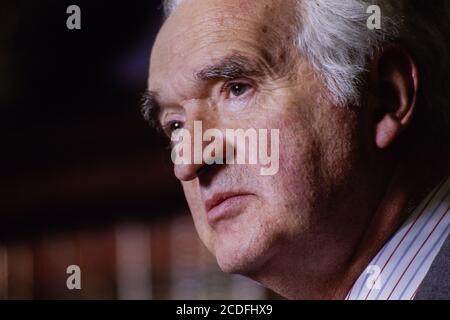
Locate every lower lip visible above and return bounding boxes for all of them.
[207,194,253,225]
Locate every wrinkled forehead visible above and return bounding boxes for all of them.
[148,0,296,89]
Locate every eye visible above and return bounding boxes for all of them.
[169,121,183,132]
[162,120,184,137]
[226,82,252,98]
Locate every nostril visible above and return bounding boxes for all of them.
[195,164,210,177]
[174,163,204,181]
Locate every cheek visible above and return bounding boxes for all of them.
[274,130,321,206]
[258,103,327,214]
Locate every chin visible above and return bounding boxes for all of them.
[212,223,279,276]
[215,249,265,275]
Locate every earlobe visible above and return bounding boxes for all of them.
[375,114,402,149]
[373,46,419,149]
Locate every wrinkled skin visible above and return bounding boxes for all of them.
[147,0,437,299]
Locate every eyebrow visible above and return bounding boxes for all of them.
[140,90,162,131]
[141,53,271,130]
[194,53,268,81]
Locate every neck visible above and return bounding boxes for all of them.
[334,144,449,299]
[250,144,449,299]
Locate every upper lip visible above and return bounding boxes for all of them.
[204,191,253,212]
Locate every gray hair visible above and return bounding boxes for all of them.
[163,0,450,142]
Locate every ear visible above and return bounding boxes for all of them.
[373,45,419,149]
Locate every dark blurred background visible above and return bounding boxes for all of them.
[0,1,272,299]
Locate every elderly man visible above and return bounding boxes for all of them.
[142,0,449,299]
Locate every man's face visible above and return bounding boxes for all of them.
[148,0,368,277]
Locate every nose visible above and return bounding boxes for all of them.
[174,162,206,181]
[173,120,231,182]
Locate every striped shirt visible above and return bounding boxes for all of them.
[346,176,450,300]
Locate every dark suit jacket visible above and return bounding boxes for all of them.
[415,234,450,300]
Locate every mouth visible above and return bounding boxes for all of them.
[205,192,254,225]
